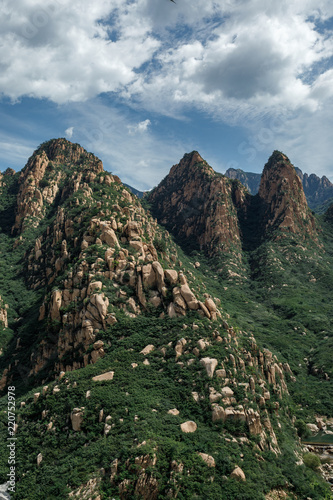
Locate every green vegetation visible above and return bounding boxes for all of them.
[0,141,332,499]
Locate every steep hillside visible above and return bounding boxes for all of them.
[0,140,332,499]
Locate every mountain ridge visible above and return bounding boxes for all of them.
[0,139,332,499]
[225,163,333,212]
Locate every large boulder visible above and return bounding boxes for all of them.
[70,407,85,431]
[142,264,156,288]
[92,371,114,382]
[164,269,178,285]
[200,357,218,378]
[230,466,246,482]
[101,228,119,248]
[181,421,197,433]
[198,453,215,468]
[212,405,226,422]
[180,284,198,310]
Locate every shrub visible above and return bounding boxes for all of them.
[303,452,321,470]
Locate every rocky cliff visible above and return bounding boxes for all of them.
[148,152,248,277]
[1,141,224,387]
[258,151,318,241]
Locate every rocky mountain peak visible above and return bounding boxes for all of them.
[12,139,104,233]
[167,151,213,181]
[258,151,318,240]
[149,152,245,270]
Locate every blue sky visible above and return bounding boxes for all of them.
[1,0,333,190]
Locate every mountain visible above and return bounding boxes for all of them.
[0,139,332,500]
[148,151,248,278]
[123,183,145,199]
[224,168,261,195]
[225,164,333,212]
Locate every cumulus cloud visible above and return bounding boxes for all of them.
[0,0,159,103]
[1,0,333,119]
[65,126,74,139]
[62,100,188,190]
[1,0,333,178]
[127,119,151,135]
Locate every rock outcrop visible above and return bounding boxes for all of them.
[258,151,318,241]
[149,152,246,263]
[0,297,8,328]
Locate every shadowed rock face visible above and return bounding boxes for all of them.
[149,151,246,261]
[258,151,318,241]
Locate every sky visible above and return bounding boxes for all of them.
[1,0,333,190]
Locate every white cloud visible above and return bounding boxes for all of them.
[0,0,159,104]
[127,119,151,135]
[62,100,188,190]
[0,132,35,170]
[65,126,74,139]
[1,0,333,180]
[1,0,333,120]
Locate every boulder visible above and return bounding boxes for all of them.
[180,284,198,310]
[246,409,262,435]
[221,386,234,397]
[87,281,103,295]
[168,409,180,416]
[230,466,246,482]
[212,405,226,422]
[152,261,165,292]
[70,407,85,431]
[205,298,217,312]
[200,357,218,378]
[140,344,155,355]
[164,269,178,285]
[92,371,114,382]
[198,453,215,467]
[306,423,319,434]
[167,303,177,318]
[142,264,156,288]
[180,421,197,433]
[101,228,119,248]
[175,338,187,359]
[198,301,211,318]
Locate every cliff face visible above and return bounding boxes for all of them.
[258,151,318,241]
[149,152,247,266]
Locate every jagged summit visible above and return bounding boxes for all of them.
[163,151,214,185]
[25,138,103,175]
[258,150,318,240]
[149,151,246,267]
[12,139,104,233]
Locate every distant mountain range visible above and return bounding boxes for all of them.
[225,166,333,212]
